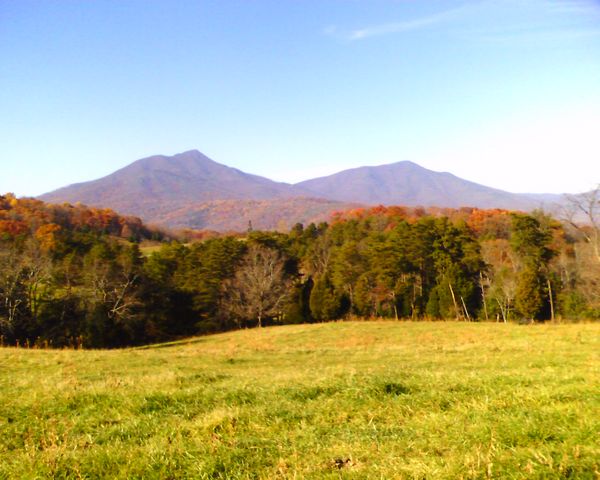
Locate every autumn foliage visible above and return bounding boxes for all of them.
[0,194,597,349]
[0,193,160,242]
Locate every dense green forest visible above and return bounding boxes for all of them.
[1,193,598,348]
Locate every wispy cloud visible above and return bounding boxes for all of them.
[547,0,600,16]
[468,0,600,44]
[324,1,600,43]
[325,4,472,41]
[348,13,449,40]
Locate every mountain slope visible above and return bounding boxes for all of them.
[40,150,311,218]
[39,151,566,230]
[158,197,361,232]
[295,161,560,211]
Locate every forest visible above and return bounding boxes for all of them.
[1,192,599,348]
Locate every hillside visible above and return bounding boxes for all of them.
[40,150,312,223]
[1,321,598,478]
[152,197,361,231]
[39,150,565,230]
[0,192,160,241]
[296,160,562,210]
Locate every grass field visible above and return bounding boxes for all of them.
[0,321,598,479]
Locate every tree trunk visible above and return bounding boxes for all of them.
[448,282,461,320]
[391,291,399,320]
[496,298,507,323]
[480,272,489,321]
[460,296,471,321]
[547,279,555,322]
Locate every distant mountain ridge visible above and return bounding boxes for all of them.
[39,149,565,230]
[296,161,562,211]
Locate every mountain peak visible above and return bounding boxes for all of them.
[126,149,217,170]
[39,150,311,217]
[295,160,543,209]
[388,160,421,167]
[38,150,561,231]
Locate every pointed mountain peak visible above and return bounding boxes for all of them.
[39,149,312,217]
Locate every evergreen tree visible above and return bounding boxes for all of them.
[515,266,545,321]
[309,274,343,321]
[511,214,555,321]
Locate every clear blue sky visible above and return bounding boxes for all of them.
[2,0,600,197]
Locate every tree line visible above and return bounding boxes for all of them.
[1,193,599,348]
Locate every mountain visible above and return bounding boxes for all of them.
[40,151,566,230]
[40,150,312,219]
[295,161,562,211]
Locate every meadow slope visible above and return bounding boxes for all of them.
[0,321,598,479]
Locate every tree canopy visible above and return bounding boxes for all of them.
[0,196,597,348]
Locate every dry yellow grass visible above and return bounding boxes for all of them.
[0,320,599,478]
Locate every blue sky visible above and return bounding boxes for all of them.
[1,0,600,197]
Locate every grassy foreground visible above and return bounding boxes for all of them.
[0,322,598,479]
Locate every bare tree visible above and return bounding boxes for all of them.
[222,245,292,327]
[573,242,600,309]
[564,186,600,264]
[0,241,52,339]
[22,240,52,324]
[561,186,600,313]
[0,245,26,335]
[304,234,331,277]
[83,248,141,325]
[480,239,518,322]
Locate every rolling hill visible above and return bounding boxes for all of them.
[40,150,564,230]
[2,321,599,478]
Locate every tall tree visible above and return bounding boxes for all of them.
[515,266,545,321]
[182,237,246,330]
[565,186,600,264]
[563,187,600,316]
[309,274,343,321]
[480,239,518,322]
[0,244,27,340]
[221,244,292,327]
[510,213,554,320]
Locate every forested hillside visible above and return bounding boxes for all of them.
[149,197,361,231]
[0,193,162,242]
[1,195,598,348]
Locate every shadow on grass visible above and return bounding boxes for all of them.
[132,336,208,350]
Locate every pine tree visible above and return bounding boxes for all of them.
[515,266,545,321]
[309,274,342,321]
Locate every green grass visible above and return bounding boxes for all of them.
[1,321,599,479]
